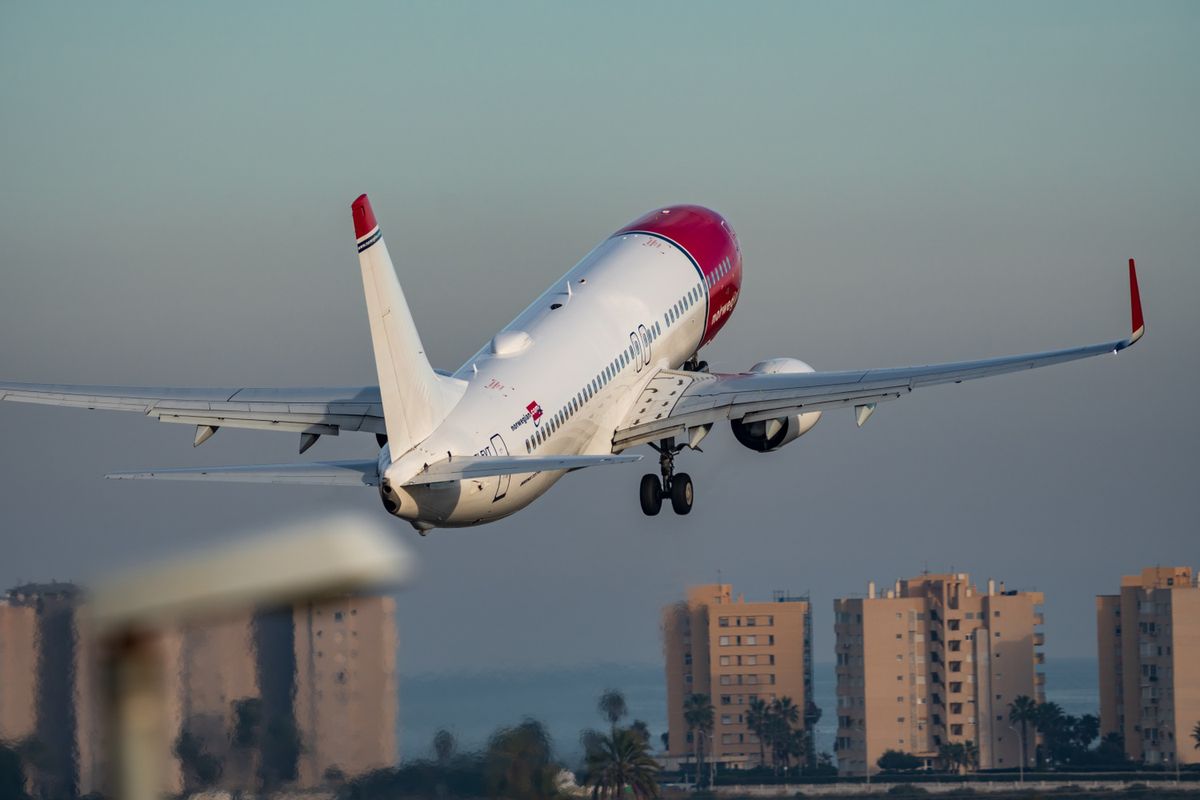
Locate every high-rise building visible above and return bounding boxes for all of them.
[1096,565,1199,766]
[834,573,1045,776]
[0,583,85,799]
[0,598,38,746]
[294,593,397,784]
[663,583,814,770]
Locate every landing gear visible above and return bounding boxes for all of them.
[640,437,694,516]
[670,473,694,515]
[683,355,709,373]
[640,474,663,516]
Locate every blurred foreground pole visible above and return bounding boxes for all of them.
[88,514,414,800]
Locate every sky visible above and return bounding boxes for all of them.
[1,2,1197,680]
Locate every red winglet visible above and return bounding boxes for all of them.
[352,194,378,238]
[1129,258,1144,341]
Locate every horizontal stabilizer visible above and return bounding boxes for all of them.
[402,454,640,486]
[107,460,379,486]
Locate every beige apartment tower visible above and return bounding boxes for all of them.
[294,593,398,784]
[663,583,814,770]
[0,598,38,746]
[834,573,1045,776]
[1096,566,1199,766]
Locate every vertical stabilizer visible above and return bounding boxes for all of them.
[352,194,458,460]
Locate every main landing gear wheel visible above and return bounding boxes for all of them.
[641,436,695,516]
[640,474,663,516]
[670,473,694,515]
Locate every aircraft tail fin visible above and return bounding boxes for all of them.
[353,194,462,461]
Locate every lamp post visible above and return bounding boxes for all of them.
[88,513,413,800]
[1006,724,1025,785]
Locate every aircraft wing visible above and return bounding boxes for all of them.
[401,454,642,486]
[613,260,1145,450]
[107,460,381,486]
[0,384,386,446]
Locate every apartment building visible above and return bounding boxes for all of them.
[0,583,86,798]
[1097,566,1199,766]
[294,593,398,784]
[0,597,38,745]
[663,583,814,769]
[834,573,1045,776]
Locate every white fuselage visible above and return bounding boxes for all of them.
[381,232,718,527]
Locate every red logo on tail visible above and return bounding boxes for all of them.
[526,401,543,425]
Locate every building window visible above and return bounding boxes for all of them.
[720,695,732,705]
[719,617,730,627]
[719,636,730,646]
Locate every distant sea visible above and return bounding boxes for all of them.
[399,658,1099,765]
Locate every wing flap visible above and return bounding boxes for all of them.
[0,383,386,436]
[106,460,380,486]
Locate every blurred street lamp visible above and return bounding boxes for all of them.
[87,513,414,800]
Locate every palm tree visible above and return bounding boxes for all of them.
[1193,721,1200,750]
[745,698,769,768]
[937,743,962,773]
[768,697,801,775]
[584,727,661,800]
[1008,695,1038,771]
[434,729,456,764]
[683,693,714,786]
[784,728,809,775]
[1074,714,1100,752]
[598,689,628,737]
[963,740,979,773]
[1034,702,1066,767]
[772,697,801,728]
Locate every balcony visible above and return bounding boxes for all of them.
[1033,632,1045,646]
[1035,652,1045,664]
[1034,672,1046,686]
[1034,613,1045,626]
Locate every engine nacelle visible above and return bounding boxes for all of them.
[730,358,822,452]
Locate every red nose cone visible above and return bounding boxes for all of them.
[616,204,743,347]
[617,205,734,271]
[352,194,378,238]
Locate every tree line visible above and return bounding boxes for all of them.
[340,688,660,800]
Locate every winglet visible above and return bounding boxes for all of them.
[352,194,378,239]
[1128,258,1144,345]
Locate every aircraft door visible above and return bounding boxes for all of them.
[490,433,510,502]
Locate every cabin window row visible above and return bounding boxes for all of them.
[705,256,733,288]
[523,322,665,453]
[665,280,707,328]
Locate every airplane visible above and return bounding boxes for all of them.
[0,197,1144,533]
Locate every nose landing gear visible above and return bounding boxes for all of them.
[640,437,694,516]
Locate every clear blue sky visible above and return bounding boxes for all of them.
[1,2,1197,673]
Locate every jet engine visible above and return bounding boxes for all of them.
[729,358,822,452]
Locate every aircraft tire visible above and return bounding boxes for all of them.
[670,473,694,515]
[640,474,663,516]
